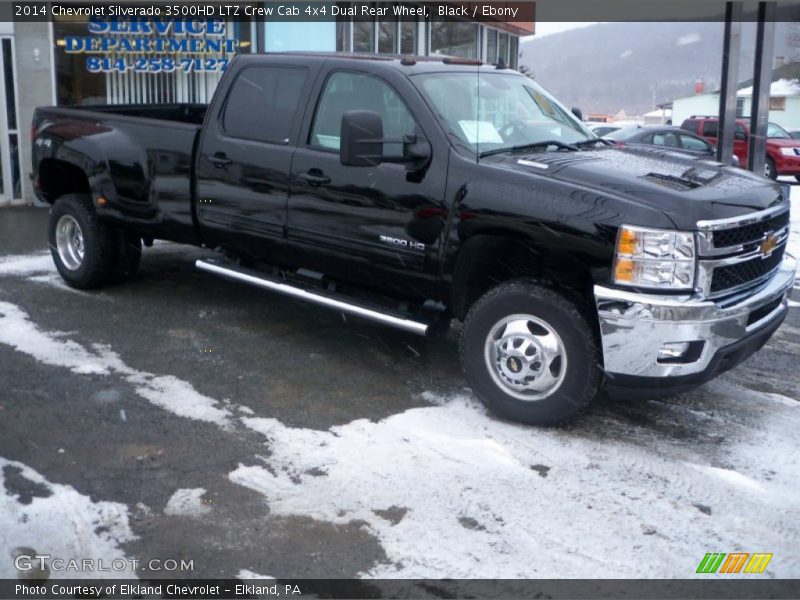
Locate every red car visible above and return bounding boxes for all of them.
[681,116,800,180]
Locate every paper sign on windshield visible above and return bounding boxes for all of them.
[458,120,504,144]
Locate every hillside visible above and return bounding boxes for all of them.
[520,21,797,115]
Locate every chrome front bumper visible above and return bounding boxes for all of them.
[594,253,796,379]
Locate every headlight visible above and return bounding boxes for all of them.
[613,225,695,290]
[780,147,797,156]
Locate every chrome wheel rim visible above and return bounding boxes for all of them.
[55,215,85,271]
[484,313,567,401]
[764,162,772,178]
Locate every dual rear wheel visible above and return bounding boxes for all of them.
[49,194,141,289]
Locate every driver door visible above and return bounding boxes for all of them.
[287,69,447,298]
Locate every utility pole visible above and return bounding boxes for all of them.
[717,2,743,166]
[748,2,777,176]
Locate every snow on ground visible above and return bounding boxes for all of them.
[0,458,136,579]
[0,300,234,427]
[230,392,800,579]
[0,253,53,277]
[163,488,212,517]
[237,569,274,580]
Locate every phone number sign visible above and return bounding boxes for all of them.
[66,18,238,73]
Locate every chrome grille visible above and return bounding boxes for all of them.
[709,249,785,293]
[697,204,790,298]
[712,210,790,248]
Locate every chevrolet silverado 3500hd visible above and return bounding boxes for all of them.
[32,53,796,425]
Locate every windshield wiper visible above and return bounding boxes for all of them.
[478,140,579,158]
[574,138,613,148]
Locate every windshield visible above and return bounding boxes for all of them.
[767,122,791,139]
[411,71,594,156]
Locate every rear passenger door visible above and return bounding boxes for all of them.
[196,59,316,258]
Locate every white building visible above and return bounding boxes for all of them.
[671,63,800,131]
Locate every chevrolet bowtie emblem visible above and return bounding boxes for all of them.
[759,233,778,257]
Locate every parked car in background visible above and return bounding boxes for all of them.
[604,125,728,161]
[789,130,800,140]
[681,116,800,179]
[587,123,620,137]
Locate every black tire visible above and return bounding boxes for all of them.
[48,194,115,289]
[110,230,142,282]
[765,157,777,180]
[460,279,601,426]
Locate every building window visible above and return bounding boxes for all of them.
[400,21,416,54]
[336,18,351,51]
[378,19,397,53]
[736,97,745,117]
[486,28,498,65]
[353,19,375,52]
[429,22,479,59]
[509,36,519,68]
[770,96,786,111]
[498,32,509,65]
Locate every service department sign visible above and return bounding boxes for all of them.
[65,18,239,74]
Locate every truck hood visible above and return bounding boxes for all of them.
[484,145,784,229]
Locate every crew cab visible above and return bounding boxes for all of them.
[681,115,800,180]
[32,53,796,425]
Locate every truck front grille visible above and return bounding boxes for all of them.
[712,210,790,248]
[709,248,785,294]
[697,204,790,298]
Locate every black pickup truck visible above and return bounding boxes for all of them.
[32,53,796,425]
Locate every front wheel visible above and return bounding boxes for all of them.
[460,279,601,426]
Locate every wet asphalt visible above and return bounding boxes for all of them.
[0,205,798,580]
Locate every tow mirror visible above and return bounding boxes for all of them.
[340,110,384,167]
[571,107,584,121]
[340,110,431,170]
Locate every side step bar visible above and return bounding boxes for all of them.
[195,259,430,336]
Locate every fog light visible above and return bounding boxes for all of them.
[658,342,690,361]
[656,341,706,364]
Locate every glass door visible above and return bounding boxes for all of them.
[0,36,20,202]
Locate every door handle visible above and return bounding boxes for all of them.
[209,153,231,168]
[297,170,331,186]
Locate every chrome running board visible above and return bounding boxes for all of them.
[196,259,429,336]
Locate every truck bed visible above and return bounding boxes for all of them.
[33,103,208,243]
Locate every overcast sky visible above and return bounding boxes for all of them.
[524,22,599,41]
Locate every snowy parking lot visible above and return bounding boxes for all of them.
[1,187,799,582]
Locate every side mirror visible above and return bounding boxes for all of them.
[340,110,431,170]
[341,110,384,167]
[571,107,584,121]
